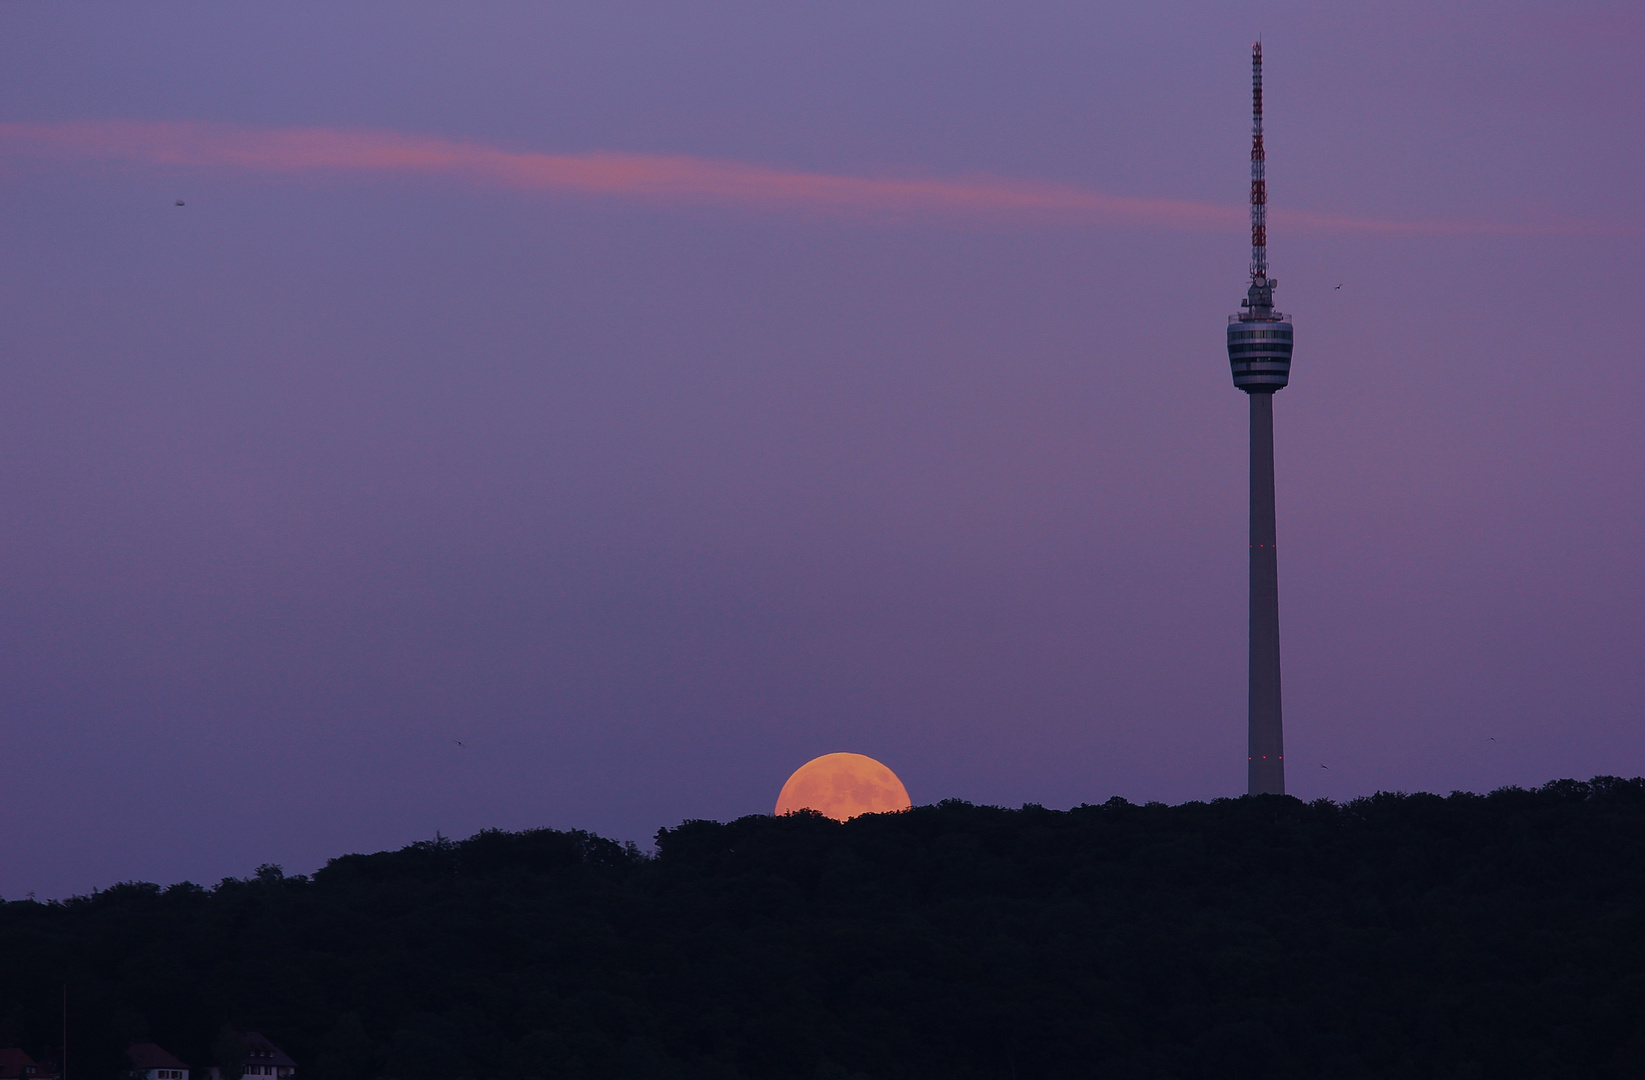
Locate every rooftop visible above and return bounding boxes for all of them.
[128,1045,189,1072]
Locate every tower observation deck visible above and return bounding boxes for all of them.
[1227,42,1292,796]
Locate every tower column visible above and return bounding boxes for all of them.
[1248,390,1284,795]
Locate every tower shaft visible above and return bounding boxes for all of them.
[1248,392,1284,794]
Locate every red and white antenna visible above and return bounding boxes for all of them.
[1249,42,1267,286]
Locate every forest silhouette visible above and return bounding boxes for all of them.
[4,777,1644,1079]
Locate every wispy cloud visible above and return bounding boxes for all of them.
[0,119,1603,237]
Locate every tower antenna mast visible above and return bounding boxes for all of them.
[1250,42,1267,287]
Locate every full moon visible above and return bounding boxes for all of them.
[774,752,912,821]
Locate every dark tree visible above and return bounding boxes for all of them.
[3,780,1645,1079]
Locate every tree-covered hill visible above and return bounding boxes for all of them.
[4,778,1645,1080]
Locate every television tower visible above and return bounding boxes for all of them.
[1227,42,1293,795]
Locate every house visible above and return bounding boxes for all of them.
[0,1049,56,1080]
[127,1043,190,1080]
[209,1033,294,1080]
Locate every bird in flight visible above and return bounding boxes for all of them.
[1320,764,1329,769]
[1334,284,1342,290]
[175,199,185,206]
[453,740,465,748]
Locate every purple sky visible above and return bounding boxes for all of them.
[1,2,1641,898]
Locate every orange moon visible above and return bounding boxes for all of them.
[774,752,912,821]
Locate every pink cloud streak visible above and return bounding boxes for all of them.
[0,120,1599,237]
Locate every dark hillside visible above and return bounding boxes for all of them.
[4,779,1645,1080]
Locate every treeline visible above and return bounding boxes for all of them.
[4,778,1645,1079]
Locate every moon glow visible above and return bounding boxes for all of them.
[774,753,912,821]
